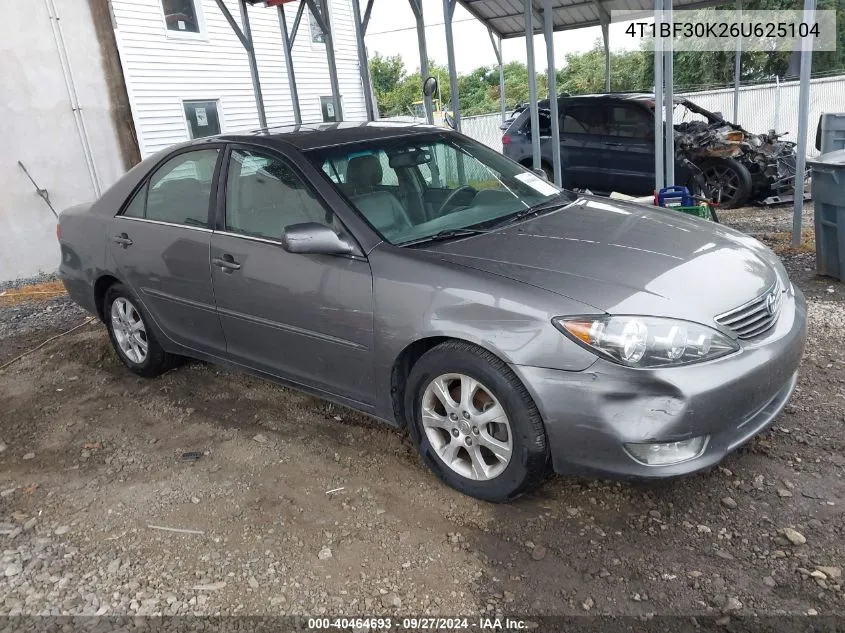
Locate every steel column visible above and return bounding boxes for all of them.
[663,0,674,186]
[352,0,376,121]
[410,0,434,125]
[278,6,301,125]
[215,0,266,128]
[602,24,610,92]
[542,0,561,186]
[733,0,742,121]
[524,0,541,171]
[791,0,816,247]
[306,0,343,121]
[443,0,461,132]
[488,29,506,125]
[594,0,611,92]
[653,0,665,191]
[239,0,266,128]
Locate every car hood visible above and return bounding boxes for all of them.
[422,196,779,324]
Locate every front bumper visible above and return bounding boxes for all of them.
[512,287,807,478]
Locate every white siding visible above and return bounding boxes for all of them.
[112,0,368,157]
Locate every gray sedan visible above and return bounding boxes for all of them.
[58,123,807,502]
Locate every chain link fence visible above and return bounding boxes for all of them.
[455,73,845,157]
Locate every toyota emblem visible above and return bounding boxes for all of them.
[765,292,777,316]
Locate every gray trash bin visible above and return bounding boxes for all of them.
[808,149,845,280]
[818,113,845,153]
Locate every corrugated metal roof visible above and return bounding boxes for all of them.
[459,0,731,39]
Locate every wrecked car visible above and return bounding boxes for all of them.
[501,93,803,208]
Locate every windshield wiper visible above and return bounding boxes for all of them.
[489,196,569,228]
[400,227,489,247]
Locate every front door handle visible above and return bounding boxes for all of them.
[112,233,133,248]
[212,255,241,272]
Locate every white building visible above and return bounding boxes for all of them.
[1,0,368,282]
[113,0,368,157]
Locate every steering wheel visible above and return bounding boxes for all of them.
[436,186,477,217]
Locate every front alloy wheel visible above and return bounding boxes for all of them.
[421,373,513,481]
[405,340,549,502]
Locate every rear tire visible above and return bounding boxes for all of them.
[104,283,175,378]
[404,341,549,502]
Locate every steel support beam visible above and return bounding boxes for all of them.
[542,0,561,186]
[488,29,506,124]
[215,0,266,128]
[733,0,742,121]
[791,0,816,247]
[653,0,665,191]
[443,0,461,132]
[352,0,376,121]
[663,0,675,186]
[593,0,611,92]
[410,0,434,125]
[305,0,343,121]
[290,0,306,41]
[525,0,541,170]
[278,5,301,125]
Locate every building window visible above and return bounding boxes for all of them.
[162,0,201,34]
[320,96,340,123]
[183,100,221,139]
[309,0,326,44]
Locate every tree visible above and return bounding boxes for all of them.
[368,6,844,117]
[369,53,405,95]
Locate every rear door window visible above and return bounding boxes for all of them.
[561,105,609,135]
[144,149,220,227]
[608,105,653,139]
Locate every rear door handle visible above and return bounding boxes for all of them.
[212,255,241,272]
[112,233,133,248]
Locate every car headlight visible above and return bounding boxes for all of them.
[552,315,739,368]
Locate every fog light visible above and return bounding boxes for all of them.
[624,436,708,466]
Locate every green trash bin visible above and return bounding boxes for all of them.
[809,149,845,281]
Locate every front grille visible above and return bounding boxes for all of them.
[715,280,784,339]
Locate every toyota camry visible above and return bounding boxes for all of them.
[58,123,807,502]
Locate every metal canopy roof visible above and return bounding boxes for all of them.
[459,0,729,39]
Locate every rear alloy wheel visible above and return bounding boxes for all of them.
[698,158,752,209]
[111,297,148,364]
[405,341,549,502]
[104,283,175,377]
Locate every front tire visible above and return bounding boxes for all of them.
[104,284,174,378]
[405,341,549,502]
[697,158,752,209]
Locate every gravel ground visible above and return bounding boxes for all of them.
[0,205,843,622]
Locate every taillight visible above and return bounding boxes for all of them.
[56,223,62,241]
[502,134,512,145]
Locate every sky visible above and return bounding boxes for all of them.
[364,1,645,75]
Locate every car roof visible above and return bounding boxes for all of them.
[214,121,446,151]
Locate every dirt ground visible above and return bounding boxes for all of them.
[1,205,844,623]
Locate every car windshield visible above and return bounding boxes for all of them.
[308,133,575,246]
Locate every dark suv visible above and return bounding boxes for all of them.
[501,93,800,208]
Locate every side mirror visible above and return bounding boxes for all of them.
[282,222,354,256]
[533,167,549,180]
[422,76,438,98]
